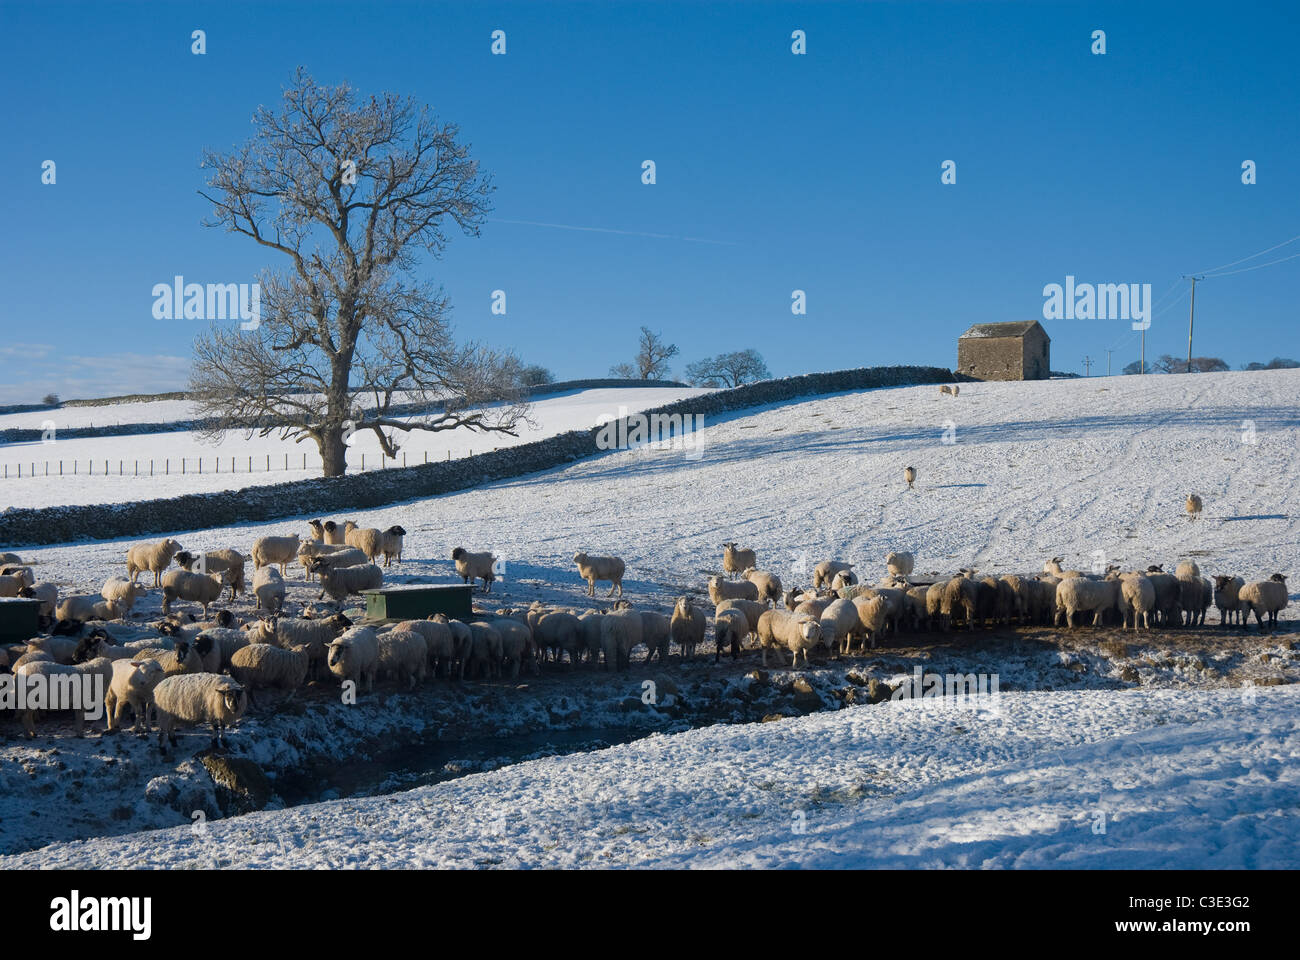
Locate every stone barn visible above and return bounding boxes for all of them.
[957,321,1050,381]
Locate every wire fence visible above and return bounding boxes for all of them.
[0,447,494,480]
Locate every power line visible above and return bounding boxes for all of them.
[1194,232,1300,277]
[1204,251,1300,279]
[1082,356,1093,377]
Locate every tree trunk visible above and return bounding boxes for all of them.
[319,427,347,477]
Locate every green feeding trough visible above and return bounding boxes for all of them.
[0,597,43,644]
[362,584,473,623]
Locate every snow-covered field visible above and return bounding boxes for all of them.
[0,386,709,509]
[2,368,1297,868]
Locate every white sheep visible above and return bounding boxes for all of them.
[101,577,149,616]
[0,567,35,597]
[1186,493,1203,520]
[741,567,783,603]
[133,638,204,677]
[327,625,380,692]
[904,466,916,490]
[105,658,166,733]
[852,595,888,648]
[939,383,960,396]
[722,542,756,579]
[160,569,226,618]
[820,597,860,656]
[1119,572,1156,631]
[298,543,367,580]
[813,560,854,591]
[757,608,822,668]
[488,618,534,679]
[940,575,978,630]
[396,618,458,676]
[375,629,429,688]
[708,575,759,605]
[309,560,383,605]
[246,614,350,679]
[126,538,184,586]
[574,552,625,597]
[713,607,749,663]
[464,621,503,679]
[14,656,114,737]
[0,551,23,564]
[452,548,497,591]
[56,594,121,624]
[252,565,286,613]
[152,673,246,752]
[230,643,309,705]
[25,634,83,664]
[577,612,606,665]
[191,627,249,673]
[343,521,385,562]
[251,534,301,575]
[533,611,583,667]
[885,551,915,579]
[174,548,246,599]
[307,519,347,545]
[639,609,672,664]
[1239,575,1289,631]
[1056,577,1121,628]
[715,597,767,637]
[670,597,706,661]
[599,608,643,671]
[829,569,858,591]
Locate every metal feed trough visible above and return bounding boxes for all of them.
[0,597,43,644]
[362,584,473,623]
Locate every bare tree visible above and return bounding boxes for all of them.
[609,326,678,380]
[684,349,770,388]
[608,362,638,380]
[190,69,527,477]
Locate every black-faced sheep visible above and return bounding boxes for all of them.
[309,559,383,605]
[813,560,854,591]
[452,548,497,592]
[174,548,246,600]
[380,526,406,567]
[326,626,380,692]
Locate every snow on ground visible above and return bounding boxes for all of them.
[0,386,708,509]
[6,686,1296,869]
[3,368,1298,868]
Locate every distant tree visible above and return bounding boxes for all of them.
[1155,355,1188,374]
[41,393,60,406]
[1121,360,1154,375]
[520,365,554,387]
[1188,356,1229,372]
[1243,357,1300,370]
[612,326,678,380]
[685,349,771,388]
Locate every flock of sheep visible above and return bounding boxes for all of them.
[0,510,1291,754]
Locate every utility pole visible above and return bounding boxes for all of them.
[1082,356,1093,377]
[1183,274,1204,370]
[1105,349,1112,376]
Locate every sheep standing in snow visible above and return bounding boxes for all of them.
[1185,493,1203,521]
[100,577,149,616]
[742,567,783,603]
[174,549,246,600]
[708,575,759,605]
[722,542,756,579]
[820,597,860,656]
[309,559,383,605]
[904,466,916,490]
[532,611,583,668]
[326,626,380,692]
[252,565,286,613]
[230,642,310,705]
[1213,575,1245,626]
[298,543,367,580]
[1144,567,1183,626]
[245,614,350,679]
[599,608,643,671]
[1239,575,1289,631]
[852,595,888,649]
[670,597,706,661]
[757,609,822,668]
[638,609,673,665]
[813,560,854,591]
[452,548,498,592]
[1055,577,1121,628]
[343,521,386,562]
[1118,572,1156,631]
[14,657,114,736]
[941,575,979,631]
[465,621,503,679]
[395,617,458,676]
[829,569,858,591]
[160,569,226,618]
[885,551,915,580]
[574,552,625,598]
[375,629,429,687]
[251,535,301,575]
[152,673,246,752]
[133,639,204,677]
[126,538,184,586]
[939,383,960,397]
[713,607,749,662]
[380,526,407,567]
[105,658,166,733]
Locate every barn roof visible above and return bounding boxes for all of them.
[958,321,1048,340]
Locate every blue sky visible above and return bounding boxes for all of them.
[2,0,1297,402]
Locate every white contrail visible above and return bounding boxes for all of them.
[489,218,739,246]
